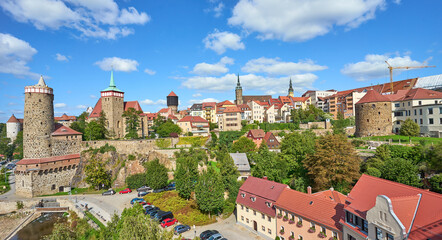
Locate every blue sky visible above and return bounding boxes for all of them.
[0,0,440,122]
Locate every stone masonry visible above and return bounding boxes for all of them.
[355,101,392,137]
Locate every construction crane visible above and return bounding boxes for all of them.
[385,61,435,94]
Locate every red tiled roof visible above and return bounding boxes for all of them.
[356,90,390,104]
[168,91,177,97]
[178,115,209,123]
[279,96,291,104]
[168,114,178,120]
[401,88,442,101]
[345,174,442,239]
[54,114,76,121]
[89,98,102,118]
[276,188,345,231]
[248,129,265,139]
[222,106,241,113]
[237,177,287,217]
[263,132,279,145]
[124,101,143,112]
[202,102,216,108]
[17,153,80,165]
[141,113,158,120]
[158,108,170,113]
[290,96,309,102]
[7,114,20,123]
[390,195,421,234]
[312,189,347,204]
[52,123,82,136]
[217,100,234,107]
[237,104,251,111]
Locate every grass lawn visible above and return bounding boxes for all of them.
[85,211,106,229]
[0,172,11,194]
[144,191,216,226]
[208,161,220,173]
[177,136,209,146]
[357,135,442,145]
[40,186,127,197]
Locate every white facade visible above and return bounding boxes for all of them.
[7,122,21,142]
[303,90,337,107]
[248,101,264,123]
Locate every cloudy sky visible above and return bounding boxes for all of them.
[0,0,440,122]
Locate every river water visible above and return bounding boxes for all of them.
[10,212,66,240]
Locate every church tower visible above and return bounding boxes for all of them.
[101,70,124,138]
[23,76,54,159]
[288,78,294,97]
[235,74,243,105]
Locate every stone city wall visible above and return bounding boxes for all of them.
[81,138,179,155]
[299,121,332,129]
[51,136,81,156]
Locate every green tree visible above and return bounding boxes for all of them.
[122,107,143,139]
[145,159,169,190]
[291,104,328,124]
[381,158,422,187]
[230,136,257,153]
[217,149,240,191]
[304,134,360,191]
[126,173,148,189]
[84,158,111,189]
[70,111,88,140]
[174,149,201,199]
[279,131,316,177]
[250,143,288,183]
[218,131,246,149]
[13,131,23,159]
[195,168,225,216]
[156,119,182,138]
[84,120,105,140]
[427,142,442,172]
[429,174,442,193]
[44,223,76,240]
[332,112,347,135]
[400,118,420,137]
[0,123,6,138]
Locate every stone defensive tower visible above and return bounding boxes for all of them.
[23,76,54,159]
[235,74,243,105]
[167,91,179,114]
[6,114,22,142]
[355,90,392,137]
[101,71,124,138]
[288,78,294,97]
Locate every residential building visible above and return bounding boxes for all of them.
[177,116,209,136]
[263,132,280,149]
[302,90,337,108]
[275,188,344,240]
[236,177,288,240]
[343,174,442,240]
[248,101,265,123]
[190,103,203,118]
[238,104,252,123]
[158,107,172,119]
[264,104,276,123]
[218,106,242,131]
[229,153,250,180]
[54,114,77,127]
[202,102,217,123]
[325,90,366,119]
[247,129,266,146]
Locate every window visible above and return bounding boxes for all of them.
[394,103,400,107]
[415,119,417,123]
[440,118,442,124]
[251,197,256,202]
[419,101,422,105]
[268,228,272,234]
[298,217,303,223]
[253,210,256,216]
[376,227,383,240]
[311,222,316,229]
[429,118,434,124]
[298,235,303,240]
[408,102,411,106]
[420,119,423,124]
[419,109,423,115]
[362,219,368,232]
[396,121,400,125]
[387,233,394,240]
[241,193,245,198]
[321,226,326,234]
[241,216,244,221]
[414,109,417,115]
[262,226,265,231]
[268,216,271,222]
[246,207,249,212]
[440,107,442,114]
[262,213,265,219]
[346,211,355,225]
[333,232,338,238]
[291,231,295,237]
[347,234,356,240]
[246,218,249,223]
[241,205,244,210]
[429,108,433,114]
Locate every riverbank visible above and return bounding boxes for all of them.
[0,210,36,240]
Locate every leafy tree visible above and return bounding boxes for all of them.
[427,142,442,172]
[0,137,14,159]
[209,122,218,131]
[381,158,422,187]
[230,136,256,153]
[429,174,442,193]
[174,149,201,199]
[217,149,240,191]
[366,167,382,178]
[250,143,288,183]
[218,131,246,149]
[0,123,6,138]
[13,131,23,159]
[155,138,171,148]
[400,118,420,137]
[44,223,76,240]
[122,107,143,139]
[70,112,88,140]
[332,112,347,135]
[289,177,307,193]
[291,104,328,124]
[304,134,360,191]
[126,173,148,189]
[97,110,109,137]
[84,158,111,189]
[195,167,225,216]
[156,119,182,138]
[84,120,106,140]
[145,159,169,190]
[279,131,316,177]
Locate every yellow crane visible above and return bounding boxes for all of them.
[385,61,435,94]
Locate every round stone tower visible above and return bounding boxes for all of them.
[6,114,21,142]
[355,90,392,137]
[23,76,54,159]
[167,91,178,114]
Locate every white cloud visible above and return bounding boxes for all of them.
[203,30,245,54]
[213,3,224,18]
[95,57,138,72]
[76,105,87,109]
[140,99,167,105]
[189,98,220,104]
[191,56,234,76]
[89,94,97,99]
[242,57,327,75]
[0,33,39,79]
[54,103,67,108]
[228,0,386,42]
[182,73,317,95]
[55,53,68,62]
[192,93,202,97]
[0,0,150,40]
[144,68,156,75]
[341,53,426,81]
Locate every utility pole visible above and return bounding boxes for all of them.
[385,61,435,94]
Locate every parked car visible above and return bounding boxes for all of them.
[165,185,176,191]
[208,233,223,240]
[138,201,149,206]
[119,188,132,194]
[149,210,161,218]
[153,188,165,193]
[138,191,150,197]
[145,207,159,215]
[174,225,190,235]
[136,186,152,192]
[102,189,116,196]
[155,211,174,222]
[130,198,144,204]
[143,205,155,211]
[200,230,219,240]
[160,218,178,228]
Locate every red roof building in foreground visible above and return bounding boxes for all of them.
[343,174,442,240]
[236,176,288,239]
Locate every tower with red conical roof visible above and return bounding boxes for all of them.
[167,91,178,114]
[355,90,392,137]
[6,114,22,142]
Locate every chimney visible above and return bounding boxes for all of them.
[307,186,312,194]
[330,187,334,191]
[263,176,268,180]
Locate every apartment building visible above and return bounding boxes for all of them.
[218,106,242,131]
[325,91,366,119]
[189,103,203,118]
[236,177,288,240]
[248,101,265,123]
[202,102,217,123]
[177,116,209,136]
[302,90,338,107]
[238,104,252,123]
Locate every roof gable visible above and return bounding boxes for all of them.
[356,90,390,104]
[248,129,265,139]
[7,114,20,123]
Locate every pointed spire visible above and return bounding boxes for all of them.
[289,78,293,88]
[236,73,242,90]
[36,75,47,87]
[109,70,116,88]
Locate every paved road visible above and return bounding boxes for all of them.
[0,173,16,201]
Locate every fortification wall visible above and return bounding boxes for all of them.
[51,136,81,156]
[81,138,179,155]
[355,102,392,137]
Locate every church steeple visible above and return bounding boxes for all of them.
[236,73,242,90]
[288,78,294,97]
[235,74,243,105]
[102,70,123,92]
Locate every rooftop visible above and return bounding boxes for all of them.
[17,153,80,165]
[229,153,250,172]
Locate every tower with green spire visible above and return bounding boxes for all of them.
[235,74,243,105]
[288,78,294,97]
[100,70,124,138]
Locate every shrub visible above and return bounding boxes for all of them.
[289,219,295,224]
[125,173,147,189]
[296,221,302,227]
[308,227,316,233]
[155,138,171,148]
[351,139,365,147]
[280,229,285,234]
[128,154,136,160]
[318,232,327,238]
[366,167,382,178]
[277,213,283,219]
[283,215,288,221]
[16,201,24,210]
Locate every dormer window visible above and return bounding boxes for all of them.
[241,193,245,198]
[251,197,256,202]
[265,202,272,208]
